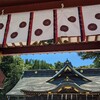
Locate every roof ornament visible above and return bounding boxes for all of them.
[1,9,4,15]
[66,59,70,63]
[61,3,64,9]
[64,59,70,65]
[61,3,64,13]
[64,59,74,68]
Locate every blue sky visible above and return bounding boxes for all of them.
[21,52,93,67]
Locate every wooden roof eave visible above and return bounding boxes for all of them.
[21,82,91,95]
[49,82,91,93]
[21,89,48,95]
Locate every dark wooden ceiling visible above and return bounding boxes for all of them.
[0,0,59,7]
[0,0,100,7]
[0,0,100,14]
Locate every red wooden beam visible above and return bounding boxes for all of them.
[0,0,100,14]
[27,12,34,46]
[0,0,60,7]
[0,42,100,55]
[78,7,86,42]
[3,15,11,47]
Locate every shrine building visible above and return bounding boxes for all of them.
[7,60,100,100]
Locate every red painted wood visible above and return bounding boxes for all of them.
[27,12,34,46]
[78,7,86,42]
[53,10,58,43]
[2,15,11,47]
[0,0,100,14]
[0,0,60,7]
[1,41,100,55]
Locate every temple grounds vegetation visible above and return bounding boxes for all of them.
[0,52,100,100]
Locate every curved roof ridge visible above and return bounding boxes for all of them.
[50,82,91,93]
[21,81,91,94]
[47,60,91,83]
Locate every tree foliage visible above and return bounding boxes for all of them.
[78,52,100,68]
[0,56,25,100]
[24,59,54,69]
[54,61,64,69]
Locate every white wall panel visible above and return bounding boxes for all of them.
[7,12,30,46]
[31,10,54,44]
[0,15,7,45]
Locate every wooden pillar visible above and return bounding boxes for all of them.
[97,94,100,100]
[76,94,78,100]
[7,96,10,100]
[17,97,19,100]
[24,97,26,100]
[79,95,81,100]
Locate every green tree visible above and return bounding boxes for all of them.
[78,52,100,68]
[25,59,55,70]
[31,59,54,69]
[24,59,33,70]
[0,56,25,100]
[54,61,64,69]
